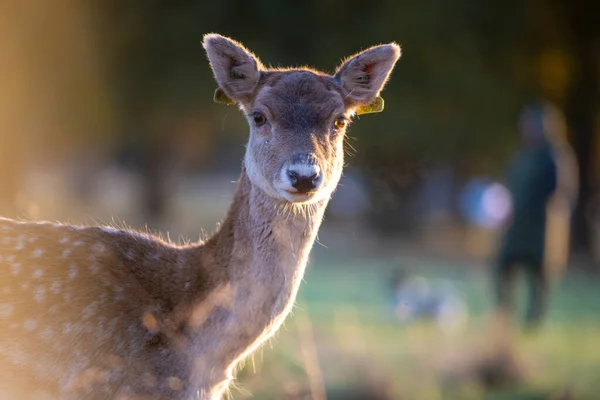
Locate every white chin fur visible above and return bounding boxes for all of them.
[275,186,330,204]
[279,190,317,204]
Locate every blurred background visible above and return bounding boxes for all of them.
[1,0,599,399]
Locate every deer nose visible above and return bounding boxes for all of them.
[287,170,319,192]
[286,155,321,193]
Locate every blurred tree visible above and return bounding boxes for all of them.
[559,0,599,256]
[0,1,112,216]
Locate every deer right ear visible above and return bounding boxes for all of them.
[203,34,262,104]
[335,43,401,109]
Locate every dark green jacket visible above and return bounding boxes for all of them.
[498,143,557,265]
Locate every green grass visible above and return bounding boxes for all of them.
[233,254,600,400]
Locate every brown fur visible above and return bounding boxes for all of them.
[0,34,400,399]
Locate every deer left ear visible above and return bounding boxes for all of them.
[203,33,263,104]
[335,43,401,109]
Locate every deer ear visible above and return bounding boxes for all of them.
[203,34,263,104]
[335,43,401,108]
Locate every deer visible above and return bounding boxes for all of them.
[0,34,400,400]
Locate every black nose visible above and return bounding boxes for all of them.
[287,170,319,193]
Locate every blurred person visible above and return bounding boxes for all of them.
[494,101,578,330]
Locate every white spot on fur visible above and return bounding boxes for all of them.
[0,304,14,318]
[34,286,46,302]
[73,241,84,246]
[5,255,15,263]
[39,327,54,340]
[33,269,44,279]
[23,320,37,331]
[89,263,99,274]
[21,282,30,290]
[68,265,78,280]
[82,301,99,320]
[28,236,37,243]
[10,263,21,275]
[14,235,26,250]
[59,237,70,244]
[50,281,61,294]
[126,249,135,260]
[92,243,108,255]
[62,248,72,258]
[32,248,44,257]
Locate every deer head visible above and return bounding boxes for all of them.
[203,34,400,204]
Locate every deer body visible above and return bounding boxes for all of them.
[0,35,399,399]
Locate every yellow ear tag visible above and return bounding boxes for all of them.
[356,96,384,115]
[213,88,236,105]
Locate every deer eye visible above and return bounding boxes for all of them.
[333,118,347,130]
[252,112,267,127]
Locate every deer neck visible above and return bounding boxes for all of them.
[190,168,327,368]
[183,168,328,395]
[215,168,326,309]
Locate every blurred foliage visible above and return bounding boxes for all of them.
[1,0,598,247]
[94,0,596,175]
[98,0,530,166]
